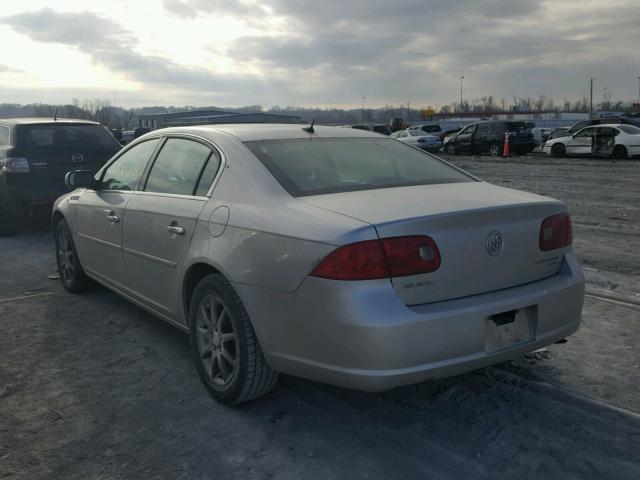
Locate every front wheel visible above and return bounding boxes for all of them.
[189,274,278,404]
[551,144,566,158]
[55,218,92,292]
[445,144,456,155]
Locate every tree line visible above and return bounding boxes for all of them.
[0,95,637,130]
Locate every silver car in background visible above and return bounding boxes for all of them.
[390,129,443,152]
[53,124,584,404]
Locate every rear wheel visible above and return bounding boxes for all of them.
[488,143,502,157]
[611,145,628,159]
[551,144,566,158]
[189,274,278,404]
[55,218,92,292]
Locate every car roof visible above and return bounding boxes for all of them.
[155,123,382,142]
[0,117,100,126]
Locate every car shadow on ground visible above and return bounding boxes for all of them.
[14,281,636,479]
[2,226,639,479]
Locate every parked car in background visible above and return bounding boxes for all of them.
[120,127,151,146]
[0,118,121,235]
[53,124,584,404]
[443,121,536,156]
[391,129,442,152]
[532,127,554,145]
[409,123,443,135]
[543,124,640,159]
[372,124,391,135]
[547,117,640,140]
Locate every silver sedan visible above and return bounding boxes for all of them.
[53,124,585,404]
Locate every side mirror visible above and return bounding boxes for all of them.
[65,170,96,189]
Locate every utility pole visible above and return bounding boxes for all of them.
[637,76,640,114]
[589,78,593,118]
[361,96,366,125]
[460,75,464,115]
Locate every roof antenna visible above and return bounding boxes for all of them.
[53,108,58,121]
[302,118,315,133]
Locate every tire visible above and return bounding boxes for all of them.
[0,206,15,237]
[551,144,566,158]
[488,143,502,157]
[54,218,92,293]
[611,145,628,159]
[189,274,278,404]
[445,144,456,155]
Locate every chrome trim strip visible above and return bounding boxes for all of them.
[123,246,176,267]
[77,233,121,251]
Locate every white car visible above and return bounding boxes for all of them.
[391,129,442,152]
[543,124,640,159]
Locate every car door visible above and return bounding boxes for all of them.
[455,125,476,153]
[472,123,490,153]
[121,136,222,319]
[566,126,595,156]
[592,127,617,156]
[74,138,161,289]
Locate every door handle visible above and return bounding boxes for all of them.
[107,211,120,223]
[166,224,185,236]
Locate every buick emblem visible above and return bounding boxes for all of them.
[486,231,503,257]
[71,153,84,163]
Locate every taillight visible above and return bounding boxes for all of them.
[0,157,30,173]
[539,214,572,251]
[310,236,441,281]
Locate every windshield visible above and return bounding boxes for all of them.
[17,124,121,150]
[245,137,474,197]
[619,125,640,135]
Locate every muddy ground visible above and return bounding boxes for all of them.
[1,154,639,479]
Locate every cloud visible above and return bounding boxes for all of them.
[163,0,199,19]
[2,1,639,107]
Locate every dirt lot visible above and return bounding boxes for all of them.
[1,154,639,480]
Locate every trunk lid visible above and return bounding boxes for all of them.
[300,182,568,305]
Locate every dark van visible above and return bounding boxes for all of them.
[443,120,536,156]
[0,118,121,234]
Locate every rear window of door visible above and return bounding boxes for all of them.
[101,139,161,191]
[144,138,220,196]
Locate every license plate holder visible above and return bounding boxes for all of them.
[485,307,535,352]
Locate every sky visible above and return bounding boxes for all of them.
[0,0,638,109]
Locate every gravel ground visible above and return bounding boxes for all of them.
[1,154,639,480]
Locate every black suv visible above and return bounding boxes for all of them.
[0,118,121,234]
[443,120,535,156]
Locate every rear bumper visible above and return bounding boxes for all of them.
[237,253,585,392]
[0,175,68,215]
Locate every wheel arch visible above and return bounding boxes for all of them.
[182,261,227,326]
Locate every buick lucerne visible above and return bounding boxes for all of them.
[52,124,584,404]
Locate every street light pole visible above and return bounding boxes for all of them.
[361,96,366,125]
[460,76,464,115]
[637,77,640,114]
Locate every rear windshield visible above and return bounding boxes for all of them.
[245,137,474,197]
[17,124,120,150]
[619,125,640,135]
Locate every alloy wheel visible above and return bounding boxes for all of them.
[57,226,75,284]
[195,294,238,386]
